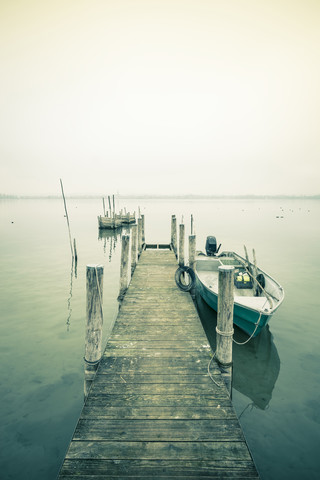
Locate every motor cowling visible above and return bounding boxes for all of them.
[205,236,218,256]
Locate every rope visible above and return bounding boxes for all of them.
[216,326,234,337]
[84,356,101,366]
[238,260,273,309]
[233,311,263,345]
[207,353,224,388]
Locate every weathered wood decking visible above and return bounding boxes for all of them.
[59,247,259,479]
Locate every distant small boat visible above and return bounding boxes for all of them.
[98,215,122,229]
[98,212,136,229]
[114,213,136,224]
[194,236,284,337]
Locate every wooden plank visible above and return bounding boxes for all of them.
[80,405,237,419]
[93,373,221,383]
[85,394,233,407]
[97,355,220,374]
[58,248,259,479]
[73,418,244,441]
[60,458,259,477]
[64,440,253,461]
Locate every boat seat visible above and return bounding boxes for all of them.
[234,296,270,311]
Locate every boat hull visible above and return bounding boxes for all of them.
[195,276,272,337]
[98,216,122,229]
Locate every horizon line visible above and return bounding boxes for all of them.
[1,193,320,200]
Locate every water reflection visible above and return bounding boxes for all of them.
[66,257,77,330]
[98,228,121,261]
[195,292,280,410]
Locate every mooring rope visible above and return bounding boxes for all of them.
[207,353,224,388]
[216,327,234,337]
[233,311,263,345]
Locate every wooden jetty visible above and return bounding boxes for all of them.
[58,247,259,479]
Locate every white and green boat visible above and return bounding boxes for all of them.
[194,237,284,337]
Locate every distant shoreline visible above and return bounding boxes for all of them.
[1,194,320,200]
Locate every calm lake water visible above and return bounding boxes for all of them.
[0,196,319,480]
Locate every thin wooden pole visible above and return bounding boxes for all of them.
[60,179,74,258]
[119,235,130,300]
[131,224,138,275]
[73,238,78,262]
[73,238,78,277]
[112,195,115,217]
[102,197,106,216]
[108,196,112,217]
[179,223,185,267]
[216,265,234,396]
[191,214,194,235]
[252,248,258,294]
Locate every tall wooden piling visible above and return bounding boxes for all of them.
[179,223,185,267]
[216,265,234,395]
[188,234,196,271]
[108,196,112,217]
[141,214,145,244]
[84,264,104,398]
[137,218,143,257]
[171,215,177,256]
[188,234,196,297]
[119,235,130,300]
[130,224,138,275]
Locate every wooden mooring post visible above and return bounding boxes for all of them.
[141,214,145,244]
[171,214,177,256]
[216,265,234,396]
[188,233,196,297]
[119,235,130,301]
[130,224,138,275]
[137,217,143,258]
[84,264,104,399]
[179,222,185,267]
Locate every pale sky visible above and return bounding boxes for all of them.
[0,0,319,196]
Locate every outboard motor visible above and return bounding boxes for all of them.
[205,236,220,256]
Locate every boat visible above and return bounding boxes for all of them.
[98,212,136,229]
[114,212,136,224]
[194,236,284,337]
[98,215,123,229]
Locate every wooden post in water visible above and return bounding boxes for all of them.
[141,214,145,245]
[137,217,143,258]
[188,234,196,271]
[216,265,234,396]
[108,196,112,217]
[131,224,138,275]
[84,264,104,399]
[171,215,177,256]
[179,223,185,267]
[188,234,196,297]
[119,235,130,300]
